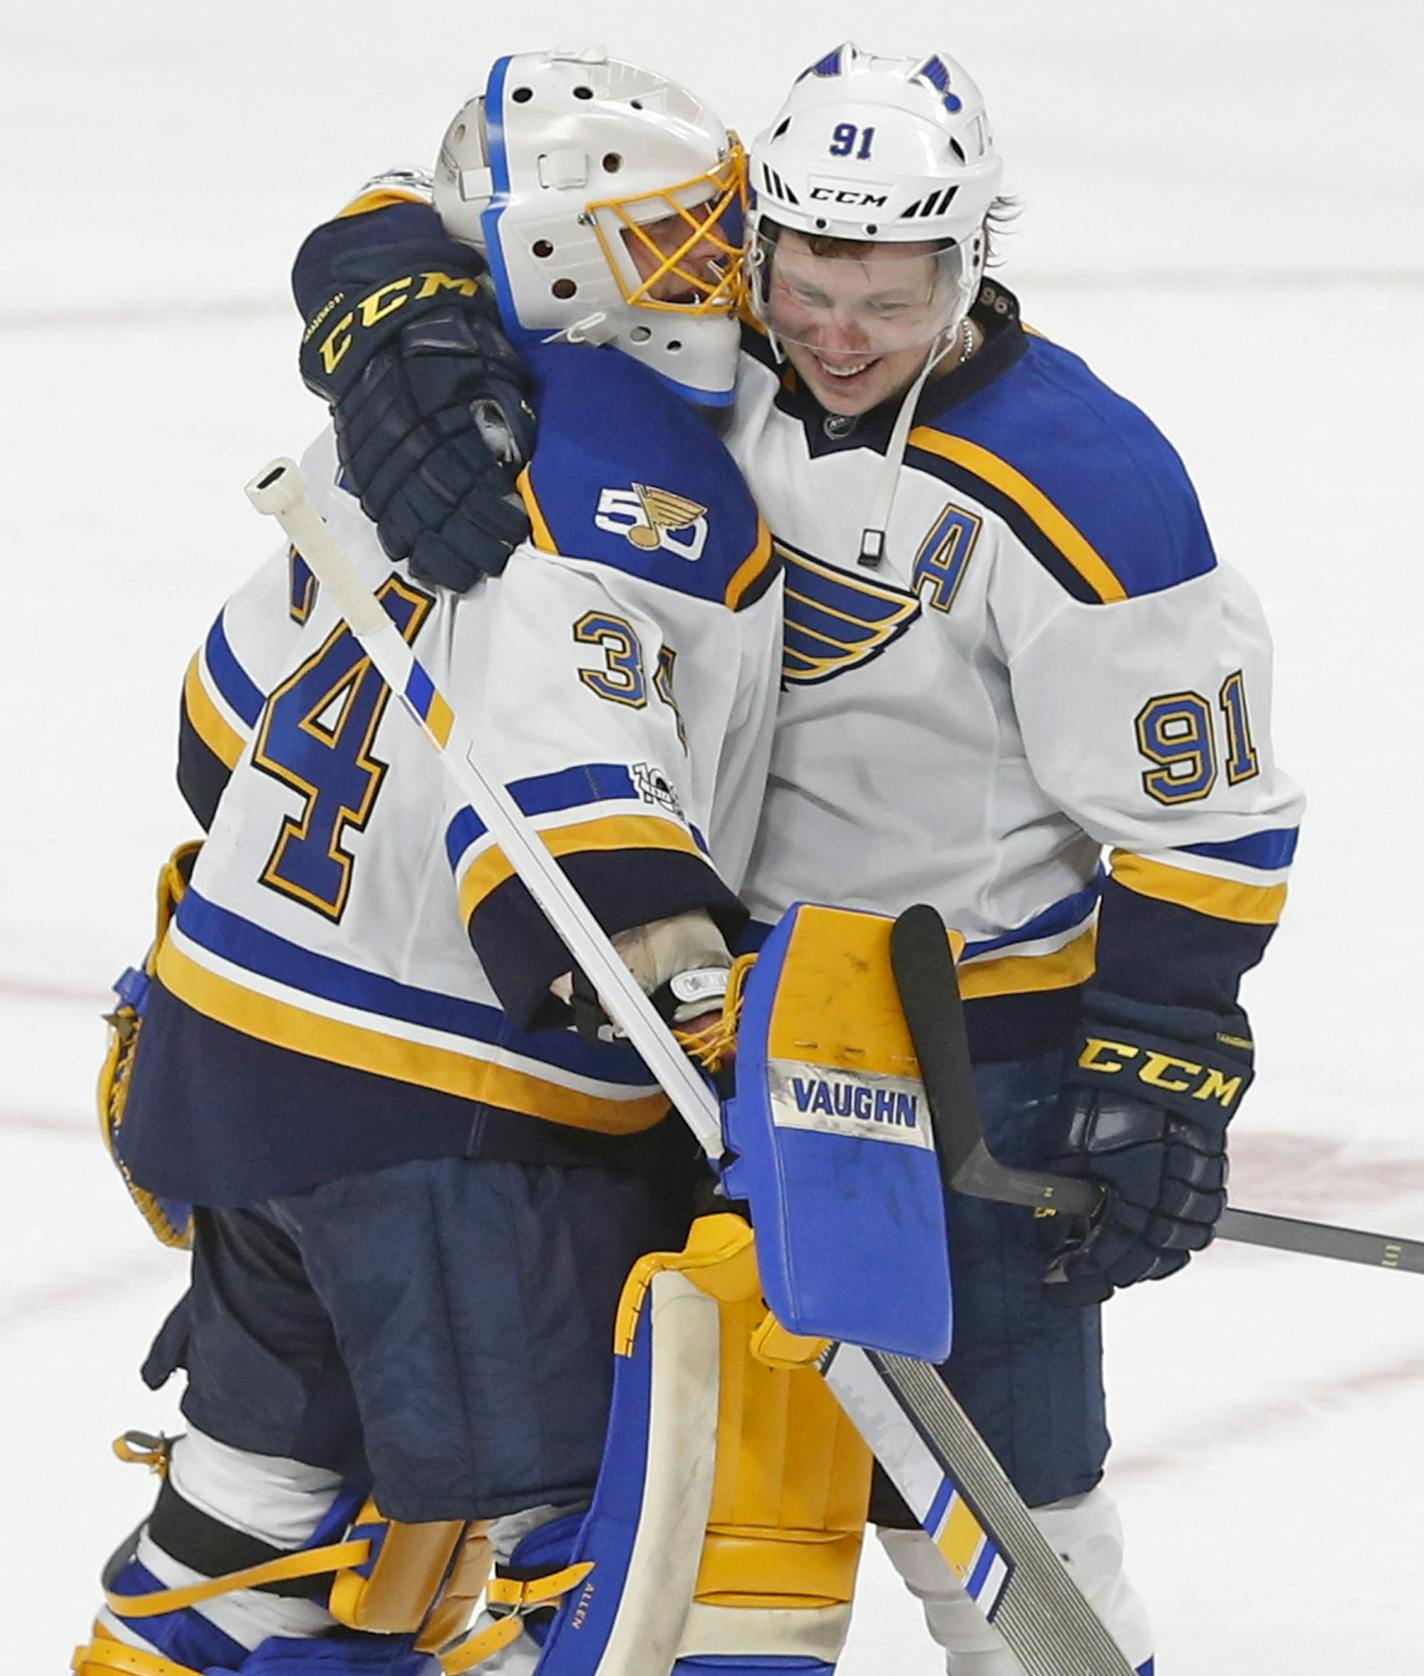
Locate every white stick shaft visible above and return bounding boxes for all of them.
[244,458,724,1158]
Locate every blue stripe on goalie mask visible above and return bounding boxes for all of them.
[477,56,522,352]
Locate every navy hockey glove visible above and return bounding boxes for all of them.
[1041,994,1254,1306]
[299,242,536,590]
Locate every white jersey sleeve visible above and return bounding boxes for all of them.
[123,345,780,1208]
[442,521,780,1023]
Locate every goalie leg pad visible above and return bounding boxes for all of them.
[480,1214,871,1676]
[74,1639,443,1675]
[87,1427,473,1675]
[97,1428,349,1672]
[877,1485,1154,1674]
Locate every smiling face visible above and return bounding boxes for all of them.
[762,228,961,415]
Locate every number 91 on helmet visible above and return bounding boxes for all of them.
[435,49,748,407]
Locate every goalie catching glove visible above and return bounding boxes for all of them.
[297,217,535,591]
[552,910,735,1047]
[1041,991,1254,1306]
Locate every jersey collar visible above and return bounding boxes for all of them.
[754,279,1030,458]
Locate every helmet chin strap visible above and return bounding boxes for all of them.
[857,319,971,569]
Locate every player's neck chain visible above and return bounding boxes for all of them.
[959,319,979,364]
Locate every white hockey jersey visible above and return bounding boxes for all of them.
[724,284,1302,1056]
[289,189,1300,1064]
[123,342,781,1205]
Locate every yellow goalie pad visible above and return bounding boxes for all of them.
[97,842,201,1250]
[73,1628,202,1676]
[328,1502,493,1651]
[672,1217,872,1619]
[90,1432,491,1660]
[506,1213,873,1675]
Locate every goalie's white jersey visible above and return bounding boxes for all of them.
[123,342,781,1206]
[725,287,1303,1053]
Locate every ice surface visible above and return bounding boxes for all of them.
[4,3,1421,1669]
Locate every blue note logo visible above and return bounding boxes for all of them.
[596,485,709,561]
[778,538,920,685]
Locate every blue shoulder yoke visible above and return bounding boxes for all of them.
[910,333,1218,604]
[521,344,773,610]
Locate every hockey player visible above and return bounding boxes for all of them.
[76,52,785,1676]
[282,43,1305,1675]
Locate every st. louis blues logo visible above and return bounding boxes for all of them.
[914,56,964,113]
[778,538,920,685]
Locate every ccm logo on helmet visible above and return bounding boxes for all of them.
[808,186,889,207]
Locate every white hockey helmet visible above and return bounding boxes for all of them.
[748,44,1004,353]
[434,50,747,406]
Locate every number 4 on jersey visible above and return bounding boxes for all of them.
[253,575,433,919]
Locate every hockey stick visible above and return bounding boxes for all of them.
[889,902,1424,1276]
[245,457,1137,1676]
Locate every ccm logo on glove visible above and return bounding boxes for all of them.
[307,270,482,376]
[1075,1037,1249,1112]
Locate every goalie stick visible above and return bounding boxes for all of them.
[889,902,1424,1276]
[246,457,1137,1676]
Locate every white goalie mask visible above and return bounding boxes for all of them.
[748,43,1004,360]
[434,50,747,406]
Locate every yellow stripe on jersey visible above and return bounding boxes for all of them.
[334,188,431,220]
[724,517,776,610]
[1110,850,1287,925]
[457,813,707,923]
[908,429,1129,605]
[182,652,246,770]
[516,468,558,553]
[958,927,1098,998]
[156,938,670,1135]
